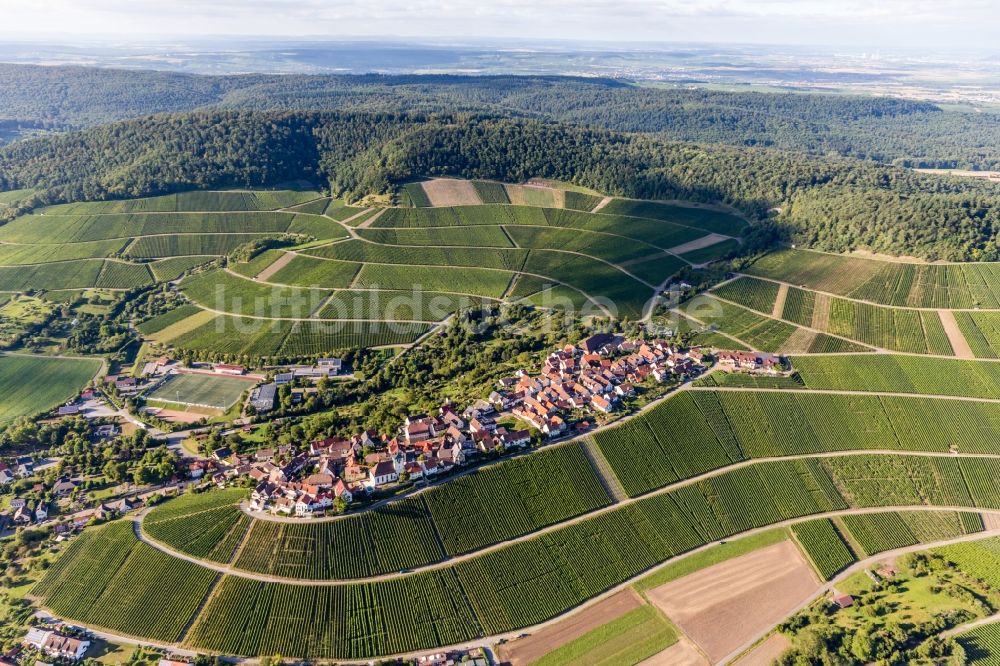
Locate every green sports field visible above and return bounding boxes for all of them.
[146,372,254,409]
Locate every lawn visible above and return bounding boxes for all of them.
[146,372,254,409]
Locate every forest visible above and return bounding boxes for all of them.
[1,108,999,260]
[2,64,1000,170]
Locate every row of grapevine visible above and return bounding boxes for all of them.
[791,519,857,580]
[34,522,217,642]
[424,444,612,555]
[232,496,445,579]
[711,276,779,314]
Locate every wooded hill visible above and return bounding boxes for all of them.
[3,64,1000,170]
[1,110,1000,261]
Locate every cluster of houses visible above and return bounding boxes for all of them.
[240,403,532,516]
[492,332,704,437]
[235,334,711,518]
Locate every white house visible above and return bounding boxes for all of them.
[368,461,399,488]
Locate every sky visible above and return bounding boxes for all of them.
[0,0,997,50]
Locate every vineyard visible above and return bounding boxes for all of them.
[791,518,857,580]
[935,536,1000,587]
[599,199,748,236]
[685,295,867,353]
[0,212,295,243]
[144,489,250,563]
[793,354,1000,398]
[960,622,1000,666]
[745,248,1000,309]
[0,354,101,425]
[423,444,612,554]
[711,276,779,314]
[593,388,1000,496]
[34,451,1000,660]
[839,510,981,555]
[145,446,612,578]
[232,496,445,579]
[33,522,218,643]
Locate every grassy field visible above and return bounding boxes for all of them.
[0,353,101,424]
[146,372,253,409]
[529,605,678,666]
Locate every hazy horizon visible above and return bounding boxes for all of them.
[0,0,997,51]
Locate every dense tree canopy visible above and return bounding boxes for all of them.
[4,65,1000,170]
[0,107,999,260]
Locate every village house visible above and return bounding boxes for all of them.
[15,456,34,478]
[24,629,90,661]
[716,351,783,373]
[367,461,399,488]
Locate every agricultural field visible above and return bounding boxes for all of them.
[954,311,1000,358]
[745,248,1000,309]
[0,353,101,424]
[720,276,950,353]
[472,180,510,204]
[839,510,981,556]
[0,212,296,243]
[145,372,254,409]
[159,314,430,357]
[423,444,612,555]
[594,388,1000,497]
[684,295,868,354]
[148,446,610,578]
[135,304,203,336]
[711,276,779,314]
[960,622,1000,666]
[180,269,331,319]
[936,537,1000,591]
[33,521,218,643]
[600,199,748,236]
[144,489,250,564]
[41,189,319,214]
[791,518,857,580]
[792,354,1000,398]
[525,604,678,666]
[232,496,444,579]
[32,451,997,661]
